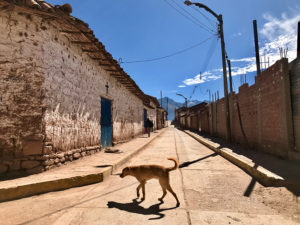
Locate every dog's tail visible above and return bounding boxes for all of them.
[166,157,179,172]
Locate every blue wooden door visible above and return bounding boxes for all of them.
[101,98,112,147]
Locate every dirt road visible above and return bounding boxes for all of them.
[0,128,299,224]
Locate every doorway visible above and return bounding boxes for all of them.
[101,98,112,148]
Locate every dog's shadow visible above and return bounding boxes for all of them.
[107,199,177,220]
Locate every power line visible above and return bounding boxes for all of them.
[169,0,216,33]
[189,37,219,99]
[121,35,216,64]
[202,36,219,72]
[163,0,216,35]
[190,5,217,29]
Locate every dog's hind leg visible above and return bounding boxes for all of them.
[158,179,167,202]
[136,183,142,198]
[166,184,180,207]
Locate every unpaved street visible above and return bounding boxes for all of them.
[0,128,299,225]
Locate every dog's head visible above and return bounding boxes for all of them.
[120,167,130,178]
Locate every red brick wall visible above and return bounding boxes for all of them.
[199,59,291,157]
[214,99,227,139]
[200,110,209,133]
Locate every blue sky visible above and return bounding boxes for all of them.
[48,0,300,104]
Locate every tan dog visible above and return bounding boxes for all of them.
[120,157,180,207]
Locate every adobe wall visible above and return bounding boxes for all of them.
[156,109,163,129]
[0,7,145,175]
[146,103,157,130]
[39,14,144,151]
[0,9,46,175]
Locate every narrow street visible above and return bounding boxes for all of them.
[0,127,299,225]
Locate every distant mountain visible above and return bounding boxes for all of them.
[158,97,206,121]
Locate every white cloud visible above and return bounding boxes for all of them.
[181,70,222,86]
[177,10,300,87]
[232,32,242,37]
[231,12,299,76]
[178,85,186,88]
[231,57,255,63]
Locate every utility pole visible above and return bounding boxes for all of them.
[184,1,231,143]
[227,58,233,93]
[298,21,300,57]
[253,20,261,76]
[219,15,231,143]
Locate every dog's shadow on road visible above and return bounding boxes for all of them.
[107,199,177,220]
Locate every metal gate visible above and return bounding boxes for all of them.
[101,98,112,148]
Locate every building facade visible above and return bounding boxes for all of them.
[0,1,162,176]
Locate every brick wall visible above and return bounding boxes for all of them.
[199,59,293,157]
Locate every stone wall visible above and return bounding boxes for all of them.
[0,7,145,176]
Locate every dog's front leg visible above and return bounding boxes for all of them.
[136,183,142,198]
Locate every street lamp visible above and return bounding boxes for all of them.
[176,93,188,129]
[176,93,187,108]
[184,1,231,143]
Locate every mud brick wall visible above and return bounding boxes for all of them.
[42,22,144,150]
[0,9,46,175]
[146,103,157,130]
[156,109,163,129]
[199,59,293,157]
[0,7,145,176]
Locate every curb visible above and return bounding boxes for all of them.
[183,130,286,187]
[0,128,167,203]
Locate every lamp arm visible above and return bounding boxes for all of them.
[188,2,220,21]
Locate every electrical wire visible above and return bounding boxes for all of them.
[121,35,216,64]
[163,0,216,34]
[188,37,219,99]
[190,5,217,29]
[201,36,219,73]
[169,0,216,33]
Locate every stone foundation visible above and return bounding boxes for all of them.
[0,145,101,177]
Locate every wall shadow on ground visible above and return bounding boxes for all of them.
[184,129,300,196]
[179,153,218,168]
